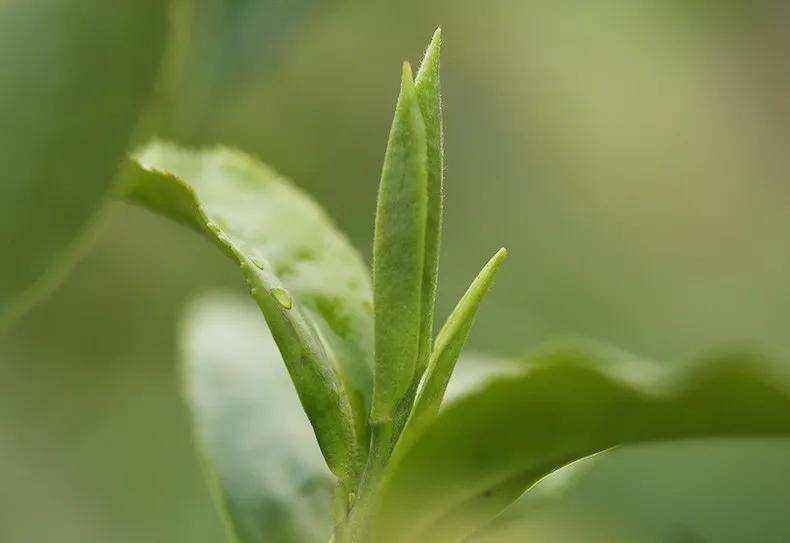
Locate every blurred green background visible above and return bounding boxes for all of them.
[2,0,790,541]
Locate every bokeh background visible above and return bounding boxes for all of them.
[2,0,790,540]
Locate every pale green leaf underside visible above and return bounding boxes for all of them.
[182,294,334,543]
[374,349,790,542]
[0,1,167,324]
[118,142,373,483]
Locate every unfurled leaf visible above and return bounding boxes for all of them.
[371,62,428,423]
[182,294,334,543]
[119,143,373,485]
[401,248,507,442]
[374,350,790,542]
[0,1,167,323]
[413,27,444,380]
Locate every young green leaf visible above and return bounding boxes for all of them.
[413,27,444,380]
[0,1,167,324]
[371,62,428,423]
[373,350,790,542]
[118,143,374,486]
[182,294,335,543]
[402,248,507,441]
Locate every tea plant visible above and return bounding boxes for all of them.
[115,30,790,543]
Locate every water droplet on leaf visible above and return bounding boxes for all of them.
[271,288,293,310]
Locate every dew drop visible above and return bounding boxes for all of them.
[271,288,293,310]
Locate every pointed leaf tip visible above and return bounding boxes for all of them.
[402,60,414,88]
[395,61,416,110]
[430,26,442,50]
[416,28,442,83]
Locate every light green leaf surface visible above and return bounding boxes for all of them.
[371,63,428,422]
[413,28,444,379]
[119,143,373,484]
[374,349,790,542]
[182,294,334,543]
[402,248,507,442]
[0,1,167,322]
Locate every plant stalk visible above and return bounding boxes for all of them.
[335,419,395,542]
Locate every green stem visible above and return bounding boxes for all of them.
[337,374,428,541]
[336,420,394,542]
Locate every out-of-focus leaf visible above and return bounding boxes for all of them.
[161,0,317,141]
[182,294,334,543]
[118,143,373,485]
[371,63,428,423]
[0,0,168,322]
[374,349,790,542]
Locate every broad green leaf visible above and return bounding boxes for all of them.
[401,248,506,442]
[371,63,428,422]
[182,294,334,543]
[0,1,168,323]
[118,143,373,484]
[413,27,444,379]
[374,349,790,542]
